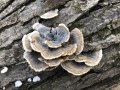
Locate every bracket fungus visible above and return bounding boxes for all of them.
[40,9,59,19]
[61,61,92,76]
[22,22,102,76]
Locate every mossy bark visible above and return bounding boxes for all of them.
[0,0,120,90]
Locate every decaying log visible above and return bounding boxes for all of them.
[0,0,120,90]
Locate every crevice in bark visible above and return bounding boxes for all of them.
[0,22,18,34]
[22,16,40,26]
[0,0,15,13]
[0,38,21,50]
[82,72,120,90]
[0,0,36,20]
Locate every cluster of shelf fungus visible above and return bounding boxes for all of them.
[22,23,102,76]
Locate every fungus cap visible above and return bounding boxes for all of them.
[41,48,64,60]
[61,61,92,76]
[58,23,70,43]
[40,9,58,19]
[23,52,49,72]
[70,28,84,55]
[28,31,47,52]
[74,49,102,66]
[62,44,77,56]
[44,40,62,48]
[40,44,77,60]
[44,23,70,48]
[43,58,64,67]
[32,23,50,35]
[22,22,100,76]
[81,49,102,66]
[22,34,32,52]
[28,31,40,42]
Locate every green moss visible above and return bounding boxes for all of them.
[72,1,87,12]
[98,27,111,38]
[111,27,120,35]
[14,49,23,57]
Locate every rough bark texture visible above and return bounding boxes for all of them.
[0,0,120,90]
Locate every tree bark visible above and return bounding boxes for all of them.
[0,0,120,90]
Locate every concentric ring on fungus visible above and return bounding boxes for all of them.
[61,61,92,76]
[22,22,102,76]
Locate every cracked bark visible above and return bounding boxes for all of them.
[0,0,120,90]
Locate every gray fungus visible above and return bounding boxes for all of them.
[22,23,102,76]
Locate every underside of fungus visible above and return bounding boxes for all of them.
[22,23,103,76]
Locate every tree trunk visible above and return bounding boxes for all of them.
[0,0,120,90]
